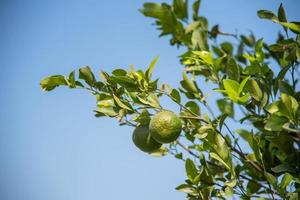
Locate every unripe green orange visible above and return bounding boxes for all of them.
[132,125,162,153]
[149,110,182,143]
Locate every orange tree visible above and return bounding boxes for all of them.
[40,1,300,199]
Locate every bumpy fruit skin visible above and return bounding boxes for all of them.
[132,125,162,153]
[149,110,182,143]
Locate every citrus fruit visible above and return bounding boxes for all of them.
[149,110,182,143]
[132,125,162,153]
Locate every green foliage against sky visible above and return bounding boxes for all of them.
[41,0,300,199]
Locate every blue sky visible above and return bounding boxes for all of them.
[0,0,299,200]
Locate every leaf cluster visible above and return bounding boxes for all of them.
[41,1,300,199]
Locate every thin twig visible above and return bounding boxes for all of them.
[224,123,244,154]
[176,140,200,159]
[179,115,209,124]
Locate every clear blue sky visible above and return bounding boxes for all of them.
[0,0,299,200]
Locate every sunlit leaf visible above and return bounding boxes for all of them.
[185,158,198,181]
[40,75,68,91]
[145,56,159,82]
[170,88,181,103]
[265,115,289,131]
[79,66,96,86]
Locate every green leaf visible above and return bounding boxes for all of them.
[218,79,250,104]
[134,70,145,81]
[185,101,200,116]
[217,99,234,118]
[286,193,298,200]
[192,174,201,185]
[112,69,127,76]
[210,152,231,170]
[192,0,201,20]
[97,95,115,107]
[99,71,109,82]
[224,186,234,197]
[68,70,76,88]
[238,94,250,104]
[170,89,181,103]
[258,9,300,34]
[79,66,96,86]
[236,130,261,161]
[219,114,228,130]
[210,24,220,39]
[132,110,151,125]
[136,95,151,106]
[278,93,299,120]
[173,0,188,20]
[264,172,277,187]
[110,76,137,91]
[220,42,233,56]
[185,21,201,33]
[245,79,263,102]
[40,75,68,91]
[238,76,250,95]
[255,38,265,62]
[265,102,279,114]
[243,64,261,75]
[149,78,159,91]
[175,152,183,159]
[145,56,159,82]
[137,93,160,108]
[257,10,278,22]
[193,51,214,65]
[75,81,84,88]
[94,81,105,90]
[140,3,166,19]
[185,158,198,181]
[280,173,293,189]
[140,2,182,38]
[191,29,209,50]
[225,178,237,187]
[226,58,240,82]
[255,38,264,52]
[180,72,198,94]
[278,3,288,32]
[223,79,239,97]
[269,44,284,52]
[265,115,289,131]
[96,107,118,117]
[195,126,210,139]
[271,164,296,174]
[176,184,197,194]
[243,53,256,63]
[278,66,292,81]
[235,129,250,142]
[147,93,160,108]
[279,81,295,96]
[240,34,255,47]
[278,3,287,23]
[280,22,300,34]
[247,181,261,195]
[221,42,234,55]
[112,94,133,111]
[214,133,230,162]
[205,132,233,172]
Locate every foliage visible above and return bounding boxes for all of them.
[40,1,300,199]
